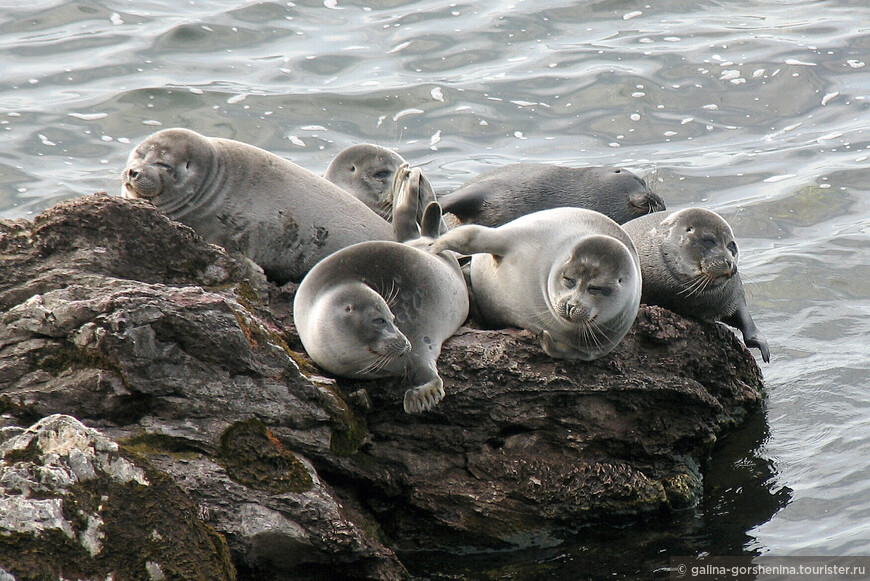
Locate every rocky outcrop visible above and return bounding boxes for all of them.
[0,414,235,580]
[0,194,763,579]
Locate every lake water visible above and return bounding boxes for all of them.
[1,0,868,578]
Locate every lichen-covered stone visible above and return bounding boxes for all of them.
[0,414,235,580]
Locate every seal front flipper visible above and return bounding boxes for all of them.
[540,330,583,359]
[427,224,510,257]
[403,376,445,414]
[723,301,770,363]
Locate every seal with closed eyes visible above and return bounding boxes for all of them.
[122,128,393,284]
[428,207,642,360]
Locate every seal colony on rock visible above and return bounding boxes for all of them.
[621,207,770,362]
[438,163,666,227]
[122,128,394,284]
[294,167,469,413]
[428,207,642,360]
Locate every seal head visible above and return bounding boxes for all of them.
[325,144,407,219]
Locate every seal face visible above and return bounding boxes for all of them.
[122,128,393,284]
[429,207,642,360]
[621,207,770,362]
[294,171,468,413]
[438,164,665,227]
[324,144,407,219]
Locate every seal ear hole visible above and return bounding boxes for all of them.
[345,305,354,313]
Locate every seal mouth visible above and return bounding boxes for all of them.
[359,337,411,375]
[629,191,667,215]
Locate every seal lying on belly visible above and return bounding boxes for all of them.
[621,207,770,362]
[122,128,393,284]
[428,207,642,360]
[293,168,468,413]
[438,164,665,227]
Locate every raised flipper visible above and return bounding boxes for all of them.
[391,163,447,242]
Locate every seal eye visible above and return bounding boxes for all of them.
[701,237,717,250]
[588,286,612,297]
[373,170,392,180]
[562,276,577,289]
[373,317,388,328]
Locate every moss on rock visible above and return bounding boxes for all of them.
[218,418,314,494]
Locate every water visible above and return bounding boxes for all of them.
[1,0,868,577]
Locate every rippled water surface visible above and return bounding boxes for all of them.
[2,0,868,578]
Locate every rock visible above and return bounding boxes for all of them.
[0,413,235,580]
[0,194,764,578]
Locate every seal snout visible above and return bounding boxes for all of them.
[702,256,737,280]
[629,190,666,215]
[122,164,161,199]
[560,299,592,323]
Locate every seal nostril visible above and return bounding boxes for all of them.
[129,169,139,179]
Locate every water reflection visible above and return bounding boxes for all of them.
[403,411,791,580]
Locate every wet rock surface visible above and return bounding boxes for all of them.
[0,194,763,579]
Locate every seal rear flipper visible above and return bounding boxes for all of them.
[390,163,422,242]
[420,201,445,239]
[438,184,488,222]
[723,303,770,363]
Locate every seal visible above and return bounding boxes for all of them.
[294,168,469,413]
[121,128,394,285]
[428,207,642,360]
[620,207,770,362]
[438,164,665,227]
[324,144,406,219]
